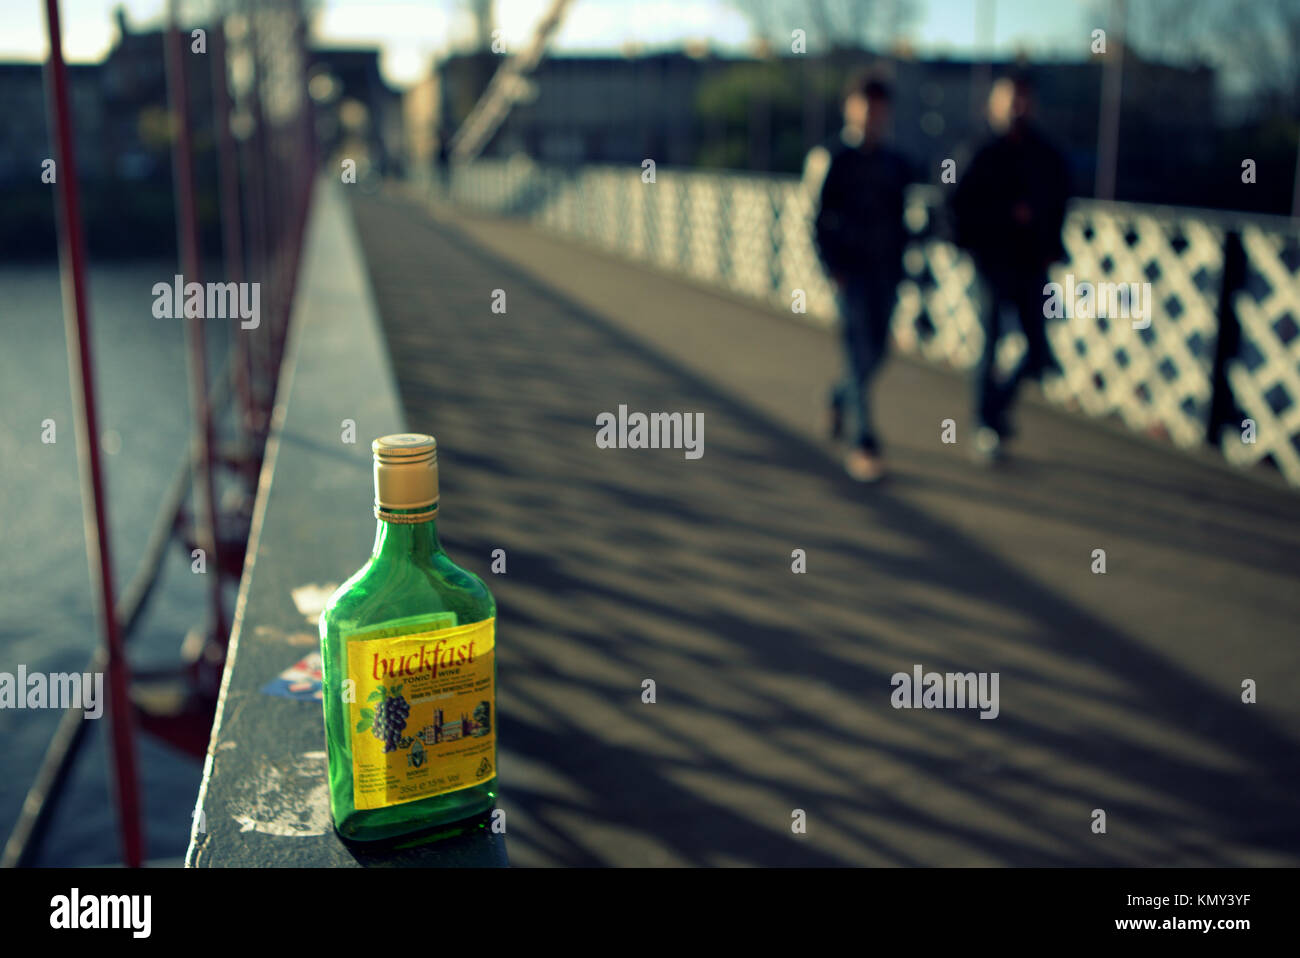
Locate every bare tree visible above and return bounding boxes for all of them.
[1117,0,1300,112]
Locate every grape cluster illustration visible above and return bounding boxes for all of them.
[357,684,412,753]
[372,692,410,752]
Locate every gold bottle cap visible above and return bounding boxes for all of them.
[372,433,438,521]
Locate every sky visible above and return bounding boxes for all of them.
[2,0,1096,88]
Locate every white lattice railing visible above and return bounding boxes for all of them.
[442,158,1300,487]
[1224,226,1300,482]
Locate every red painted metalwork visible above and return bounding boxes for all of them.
[12,0,316,869]
[165,0,229,654]
[40,0,144,869]
[211,14,256,442]
[244,0,276,406]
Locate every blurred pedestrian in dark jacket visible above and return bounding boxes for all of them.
[951,70,1070,461]
[814,72,918,482]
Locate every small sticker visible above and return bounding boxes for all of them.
[261,652,323,701]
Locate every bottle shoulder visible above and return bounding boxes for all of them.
[321,552,495,637]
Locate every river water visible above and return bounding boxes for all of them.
[0,262,232,865]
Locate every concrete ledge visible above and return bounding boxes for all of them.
[185,180,507,866]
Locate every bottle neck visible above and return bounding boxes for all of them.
[372,510,443,562]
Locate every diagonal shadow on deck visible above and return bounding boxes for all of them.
[348,193,1300,867]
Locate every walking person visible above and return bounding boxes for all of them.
[813,72,917,482]
[951,70,1071,461]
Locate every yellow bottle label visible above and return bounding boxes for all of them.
[347,617,495,810]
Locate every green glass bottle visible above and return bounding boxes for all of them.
[319,433,497,842]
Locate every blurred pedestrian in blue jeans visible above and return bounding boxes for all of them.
[951,70,1070,461]
[814,71,917,482]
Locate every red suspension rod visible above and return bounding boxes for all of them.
[40,0,144,869]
